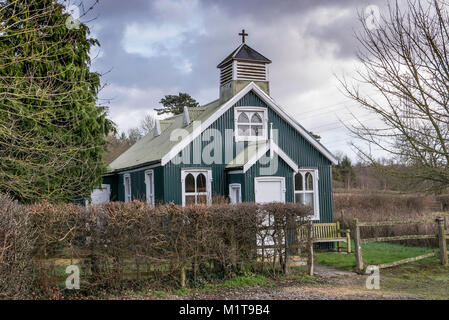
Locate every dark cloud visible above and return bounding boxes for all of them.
[78,0,392,157]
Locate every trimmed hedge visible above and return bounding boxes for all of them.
[0,195,311,298]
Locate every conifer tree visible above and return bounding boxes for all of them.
[0,0,113,203]
[155,93,199,115]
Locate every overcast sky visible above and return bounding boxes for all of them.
[79,0,395,160]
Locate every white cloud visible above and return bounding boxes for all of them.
[101,84,178,133]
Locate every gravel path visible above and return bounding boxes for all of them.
[115,264,421,300]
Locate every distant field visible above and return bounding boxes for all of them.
[316,241,436,270]
[333,192,447,247]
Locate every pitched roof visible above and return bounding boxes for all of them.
[107,100,221,172]
[161,82,338,166]
[217,43,272,68]
[107,82,338,173]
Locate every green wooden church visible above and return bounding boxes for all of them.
[99,31,337,223]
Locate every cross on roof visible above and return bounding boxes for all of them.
[239,29,248,43]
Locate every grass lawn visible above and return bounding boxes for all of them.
[316,241,449,299]
[380,260,449,299]
[316,241,436,270]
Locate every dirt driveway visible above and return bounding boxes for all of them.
[117,264,422,300]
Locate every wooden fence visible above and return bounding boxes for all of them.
[353,215,448,273]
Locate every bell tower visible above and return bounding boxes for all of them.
[217,30,272,102]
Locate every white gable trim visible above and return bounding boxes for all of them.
[161,82,337,165]
[270,142,299,173]
[243,141,299,173]
[252,85,338,165]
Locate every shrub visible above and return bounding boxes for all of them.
[0,194,34,299]
[334,193,440,247]
[4,199,311,297]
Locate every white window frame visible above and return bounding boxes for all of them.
[181,169,212,206]
[123,173,132,203]
[229,183,242,204]
[234,106,268,142]
[293,169,320,220]
[144,169,155,205]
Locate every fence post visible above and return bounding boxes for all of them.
[180,265,186,288]
[307,220,314,276]
[336,221,342,252]
[346,230,351,254]
[353,218,364,273]
[437,217,448,266]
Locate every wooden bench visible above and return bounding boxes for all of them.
[298,221,351,253]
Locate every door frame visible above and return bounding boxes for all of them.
[229,183,242,204]
[254,176,286,203]
[144,169,155,205]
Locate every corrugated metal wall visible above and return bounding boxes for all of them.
[236,91,334,223]
[102,175,119,201]
[106,90,334,223]
[102,165,164,203]
[228,173,245,199]
[243,154,295,203]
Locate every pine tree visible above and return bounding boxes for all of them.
[336,156,356,190]
[155,93,199,115]
[0,0,114,203]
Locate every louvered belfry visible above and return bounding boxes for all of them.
[217,41,272,102]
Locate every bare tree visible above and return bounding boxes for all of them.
[104,113,156,164]
[341,0,449,192]
[140,113,155,135]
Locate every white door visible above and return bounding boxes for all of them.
[254,177,285,203]
[254,177,286,257]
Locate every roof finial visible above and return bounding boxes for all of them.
[153,118,161,137]
[239,29,248,43]
[182,106,190,127]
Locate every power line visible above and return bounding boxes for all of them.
[308,114,382,133]
[291,92,382,119]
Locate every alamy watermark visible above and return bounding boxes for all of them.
[365,265,380,290]
[365,5,381,31]
[65,265,80,290]
[168,122,279,175]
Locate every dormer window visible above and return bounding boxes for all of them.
[234,106,268,141]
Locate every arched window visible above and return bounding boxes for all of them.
[238,112,249,122]
[235,107,267,141]
[295,173,303,191]
[251,113,262,123]
[182,170,211,206]
[185,174,195,192]
[294,170,319,219]
[196,173,206,192]
[305,172,313,190]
